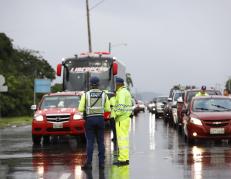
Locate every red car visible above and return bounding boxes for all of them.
[31,92,85,144]
[182,96,231,143]
[177,89,221,129]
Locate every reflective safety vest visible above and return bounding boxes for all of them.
[114,87,132,122]
[195,91,209,97]
[86,89,106,116]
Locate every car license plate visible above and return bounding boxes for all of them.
[53,122,63,129]
[210,128,224,134]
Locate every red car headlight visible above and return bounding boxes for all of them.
[190,117,202,126]
[34,114,44,122]
[73,114,82,120]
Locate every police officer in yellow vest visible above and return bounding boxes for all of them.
[79,76,111,170]
[196,85,209,97]
[113,77,132,166]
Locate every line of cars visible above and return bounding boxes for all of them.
[149,86,231,144]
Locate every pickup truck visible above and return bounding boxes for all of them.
[31,91,85,145]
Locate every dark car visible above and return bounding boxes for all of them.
[147,97,157,114]
[182,96,231,143]
[177,89,221,130]
[155,96,168,118]
[164,90,183,124]
[163,90,183,124]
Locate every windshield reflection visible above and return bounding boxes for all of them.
[40,96,80,109]
[193,98,231,112]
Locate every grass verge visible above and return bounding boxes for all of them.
[0,116,32,128]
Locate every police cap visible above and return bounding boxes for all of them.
[116,77,124,84]
[201,85,206,90]
[90,76,99,85]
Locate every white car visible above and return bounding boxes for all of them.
[133,100,146,115]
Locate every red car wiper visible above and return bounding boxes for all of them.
[211,104,231,111]
[195,107,209,111]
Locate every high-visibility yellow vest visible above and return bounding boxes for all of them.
[114,87,132,121]
[195,92,209,97]
[78,89,111,116]
[85,89,106,116]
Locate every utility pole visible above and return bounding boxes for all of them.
[86,0,92,52]
[108,42,111,53]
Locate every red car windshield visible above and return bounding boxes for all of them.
[192,98,231,112]
[40,96,80,109]
[187,90,221,104]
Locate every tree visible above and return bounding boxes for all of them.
[51,83,63,92]
[126,73,133,91]
[225,79,231,91]
[0,33,55,117]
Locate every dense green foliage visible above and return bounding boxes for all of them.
[225,79,231,92]
[0,33,55,117]
[51,83,63,93]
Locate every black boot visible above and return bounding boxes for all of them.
[99,164,105,170]
[113,160,129,166]
[81,163,92,170]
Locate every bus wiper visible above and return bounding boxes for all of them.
[195,107,209,111]
[108,66,112,80]
[63,63,69,81]
[211,104,231,111]
[85,72,90,91]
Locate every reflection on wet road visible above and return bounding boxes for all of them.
[1,112,231,178]
[130,112,231,179]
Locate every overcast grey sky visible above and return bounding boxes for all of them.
[1,0,231,94]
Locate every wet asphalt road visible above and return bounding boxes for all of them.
[1,112,231,179]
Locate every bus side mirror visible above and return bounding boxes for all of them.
[113,62,118,75]
[56,64,62,76]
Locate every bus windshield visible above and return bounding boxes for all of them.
[63,57,114,91]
